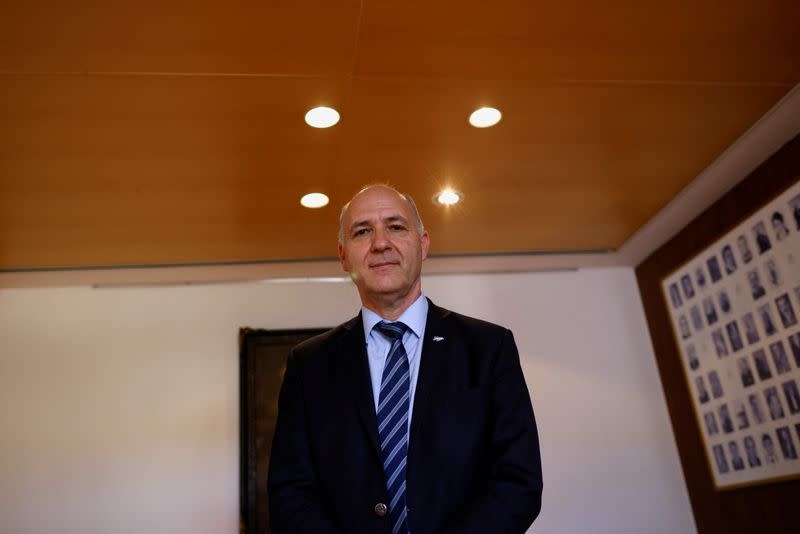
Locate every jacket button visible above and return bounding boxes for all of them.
[374,503,388,517]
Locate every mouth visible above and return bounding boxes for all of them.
[369,261,399,269]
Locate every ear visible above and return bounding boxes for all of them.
[420,230,430,261]
[338,242,350,272]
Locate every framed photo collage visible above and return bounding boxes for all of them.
[662,180,800,489]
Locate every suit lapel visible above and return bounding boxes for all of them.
[339,300,455,470]
[408,300,452,469]
[339,313,382,460]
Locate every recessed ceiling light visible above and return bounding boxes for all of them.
[300,192,330,208]
[468,107,501,128]
[434,189,462,206]
[304,106,340,128]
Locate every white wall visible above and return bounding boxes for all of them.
[0,268,695,534]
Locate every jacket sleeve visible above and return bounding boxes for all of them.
[443,329,543,534]
[267,350,343,534]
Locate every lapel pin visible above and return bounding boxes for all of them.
[432,336,445,342]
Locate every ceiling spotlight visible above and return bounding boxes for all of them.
[300,192,330,208]
[304,106,340,128]
[434,189,462,206]
[468,107,501,128]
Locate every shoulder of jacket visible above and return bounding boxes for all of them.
[443,308,510,337]
[291,323,345,354]
[286,315,361,370]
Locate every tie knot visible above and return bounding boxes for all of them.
[375,321,408,342]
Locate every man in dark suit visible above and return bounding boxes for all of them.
[268,185,542,533]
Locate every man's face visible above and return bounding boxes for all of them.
[769,393,780,412]
[737,236,747,252]
[338,187,430,308]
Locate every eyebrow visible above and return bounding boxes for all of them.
[349,214,410,232]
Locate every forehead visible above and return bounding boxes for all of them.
[345,187,411,224]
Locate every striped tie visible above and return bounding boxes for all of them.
[375,321,411,534]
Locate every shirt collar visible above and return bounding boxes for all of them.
[362,293,428,341]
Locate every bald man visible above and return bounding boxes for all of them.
[268,185,542,534]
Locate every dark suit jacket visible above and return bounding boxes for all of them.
[268,299,542,534]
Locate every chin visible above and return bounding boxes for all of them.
[367,283,403,296]
[363,277,405,296]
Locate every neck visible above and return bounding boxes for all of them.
[361,285,422,321]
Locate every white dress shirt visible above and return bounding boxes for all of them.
[361,294,428,435]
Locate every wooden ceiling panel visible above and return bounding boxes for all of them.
[336,77,787,149]
[1,73,790,267]
[1,1,797,270]
[0,1,361,75]
[0,74,348,268]
[355,0,800,83]
[332,78,789,253]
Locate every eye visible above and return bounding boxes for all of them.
[389,224,407,232]
[353,228,371,237]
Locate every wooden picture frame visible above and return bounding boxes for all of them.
[636,133,800,532]
[661,181,800,490]
[239,327,328,534]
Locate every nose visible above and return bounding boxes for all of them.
[370,227,392,252]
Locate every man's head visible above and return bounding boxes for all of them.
[737,358,748,373]
[777,296,792,318]
[722,246,735,269]
[338,185,430,315]
[737,236,752,262]
[768,391,781,413]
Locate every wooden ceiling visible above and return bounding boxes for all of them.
[1,1,798,270]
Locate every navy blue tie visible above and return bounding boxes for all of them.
[375,321,411,534]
